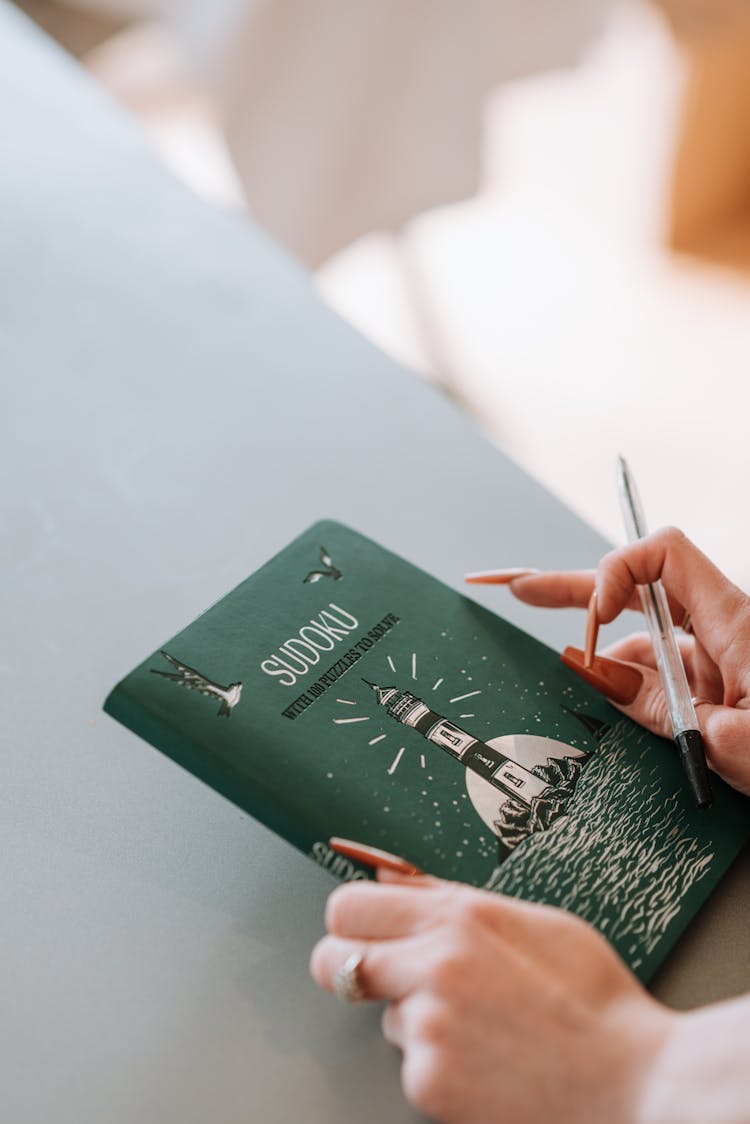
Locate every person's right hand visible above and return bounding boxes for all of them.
[506,527,750,797]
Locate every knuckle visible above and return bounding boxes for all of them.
[735,595,750,636]
[309,936,336,987]
[422,892,499,993]
[597,549,632,609]
[381,1002,399,1044]
[599,545,621,570]
[324,884,353,931]
[599,543,629,578]
[308,940,324,981]
[454,887,496,931]
[657,525,686,548]
[410,999,450,1047]
[533,900,577,938]
[424,944,468,994]
[643,690,671,736]
[401,1050,444,1116]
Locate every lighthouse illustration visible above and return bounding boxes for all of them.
[364,679,551,806]
[364,679,591,856]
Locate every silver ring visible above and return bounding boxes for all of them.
[691,696,711,709]
[681,612,693,635]
[333,949,368,1003]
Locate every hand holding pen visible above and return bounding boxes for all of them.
[467,526,750,801]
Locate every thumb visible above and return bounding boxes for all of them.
[699,705,750,797]
[608,674,750,796]
[563,648,750,798]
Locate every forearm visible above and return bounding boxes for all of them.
[639,995,750,1124]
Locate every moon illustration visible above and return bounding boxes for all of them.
[466,734,588,836]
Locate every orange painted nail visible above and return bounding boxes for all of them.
[464,568,540,585]
[329,838,423,876]
[584,589,599,669]
[561,646,643,705]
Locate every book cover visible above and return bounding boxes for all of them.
[104,520,749,982]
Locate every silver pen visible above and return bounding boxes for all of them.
[616,457,712,808]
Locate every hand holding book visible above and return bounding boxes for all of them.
[312,866,750,1124]
[313,526,750,1124]
[311,873,673,1124]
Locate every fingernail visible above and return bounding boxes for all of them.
[329,837,423,876]
[561,646,643,705]
[464,568,540,585]
[376,868,432,885]
[584,589,599,669]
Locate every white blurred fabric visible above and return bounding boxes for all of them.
[208,0,615,265]
[61,0,163,18]
[68,0,615,264]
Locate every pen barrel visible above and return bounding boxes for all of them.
[637,580,697,736]
[617,456,711,806]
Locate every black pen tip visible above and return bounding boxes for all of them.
[676,729,713,809]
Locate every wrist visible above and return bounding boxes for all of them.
[633,1006,689,1124]
[602,995,678,1124]
[636,997,750,1124]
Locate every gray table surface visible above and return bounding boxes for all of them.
[1,5,748,1122]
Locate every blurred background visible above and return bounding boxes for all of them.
[15,0,750,584]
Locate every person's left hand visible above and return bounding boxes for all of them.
[310,876,674,1124]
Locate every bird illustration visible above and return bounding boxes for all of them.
[303,545,342,583]
[150,650,243,717]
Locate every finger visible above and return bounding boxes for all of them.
[510,568,686,624]
[310,934,430,1001]
[602,662,674,740]
[602,631,664,671]
[621,692,750,797]
[325,881,458,941]
[602,631,695,676]
[376,868,441,887]
[602,633,723,701]
[382,999,405,1048]
[591,661,750,794]
[507,570,597,609]
[701,705,750,797]
[690,635,726,702]
[326,879,558,946]
[382,993,450,1053]
[595,528,749,666]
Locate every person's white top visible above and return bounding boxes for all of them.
[1,5,748,1123]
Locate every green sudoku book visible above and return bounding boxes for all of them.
[104,520,749,982]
